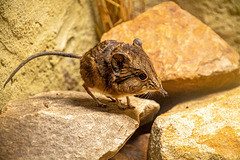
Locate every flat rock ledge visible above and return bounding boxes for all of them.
[148,86,240,160]
[0,91,160,160]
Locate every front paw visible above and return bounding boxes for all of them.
[127,104,135,109]
[97,103,107,108]
[117,104,135,110]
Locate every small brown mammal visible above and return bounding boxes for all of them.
[4,38,167,109]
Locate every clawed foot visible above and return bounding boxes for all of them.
[106,96,116,102]
[97,102,107,108]
[117,103,126,110]
[115,97,135,110]
[126,96,135,109]
[98,100,134,110]
[127,104,135,109]
[116,103,135,110]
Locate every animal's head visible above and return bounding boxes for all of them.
[110,38,167,96]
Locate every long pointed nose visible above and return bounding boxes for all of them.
[159,86,168,96]
[152,76,167,96]
[156,79,168,96]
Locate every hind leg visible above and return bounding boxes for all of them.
[83,84,107,108]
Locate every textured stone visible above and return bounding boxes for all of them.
[0,91,159,160]
[101,1,240,95]
[111,133,150,160]
[127,0,240,55]
[148,86,240,160]
[0,0,97,108]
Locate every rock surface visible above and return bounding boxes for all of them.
[0,0,97,108]
[169,0,240,56]
[128,0,240,55]
[101,1,240,95]
[110,133,150,160]
[148,86,240,160]
[0,91,159,160]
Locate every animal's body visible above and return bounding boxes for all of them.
[4,38,167,109]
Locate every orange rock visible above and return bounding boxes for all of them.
[101,1,240,95]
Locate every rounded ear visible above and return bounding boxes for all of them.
[111,52,131,76]
[133,38,142,48]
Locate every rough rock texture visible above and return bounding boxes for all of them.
[101,1,240,96]
[0,91,160,160]
[111,133,150,160]
[128,0,240,55]
[0,0,98,109]
[148,86,240,160]
[176,0,240,56]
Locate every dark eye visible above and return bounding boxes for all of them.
[139,73,147,80]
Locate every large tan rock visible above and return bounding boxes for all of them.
[168,0,240,56]
[0,0,98,109]
[128,0,240,55]
[0,91,159,160]
[101,1,240,95]
[148,86,240,160]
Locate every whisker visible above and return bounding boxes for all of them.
[138,93,147,99]
[143,92,150,99]
[140,93,146,98]
[149,92,153,98]
[143,92,148,99]
[146,92,151,99]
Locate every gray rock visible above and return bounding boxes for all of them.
[0,91,160,160]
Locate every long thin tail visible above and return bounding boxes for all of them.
[3,51,82,88]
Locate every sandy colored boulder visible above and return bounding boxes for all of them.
[127,0,240,55]
[101,1,240,95]
[148,86,240,160]
[0,91,159,160]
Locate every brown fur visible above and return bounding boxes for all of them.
[4,39,167,109]
[80,39,166,98]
